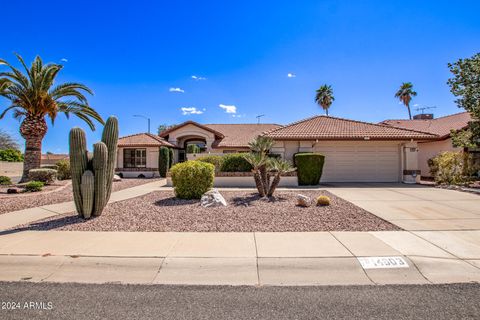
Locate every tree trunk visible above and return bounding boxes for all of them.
[253,171,266,197]
[19,115,47,182]
[267,173,281,197]
[407,105,412,120]
[259,164,269,196]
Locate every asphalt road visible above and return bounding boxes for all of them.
[0,282,479,319]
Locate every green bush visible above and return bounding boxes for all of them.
[186,144,201,154]
[25,181,44,192]
[41,164,58,170]
[0,149,23,162]
[158,146,169,178]
[196,155,224,173]
[295,153,325,185]
[168,148,174,168]
[0,176,12,185]
[28,168,57,184]
[220,153,253,172]
[428,151,478,185]
[55,159,71,180]
[170,161,214,199]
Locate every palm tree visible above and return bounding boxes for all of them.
[395,82,417,120]
[0,54,104,182]
[243,152,268,197]
[267,158,295,197]
[315,84,334,116]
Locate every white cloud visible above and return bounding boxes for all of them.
[287,72,296,78]
[169,87,185,93]
[60,58,68,62]
[191,75,207,80]
[181,107,203,115]
[232,114,245,118]
[219,104,237,114]
[413,103,419,107]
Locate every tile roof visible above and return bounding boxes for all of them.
[159,121,225,138]
[204,124,282,148]
[118,133,175,148]
[380,112,472,139]
[264,115,438,140]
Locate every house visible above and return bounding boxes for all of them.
[381,112,472,178]
[116,117,440,182]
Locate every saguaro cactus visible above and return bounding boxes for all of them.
[69,116,119,219]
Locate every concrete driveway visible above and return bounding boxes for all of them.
[325,184,480,231]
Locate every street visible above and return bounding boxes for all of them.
[0,282,479,319]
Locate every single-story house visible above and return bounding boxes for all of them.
[381,112,472,178]
[116,116,440,182]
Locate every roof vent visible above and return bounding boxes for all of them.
[413,114,434,120]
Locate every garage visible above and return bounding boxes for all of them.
[313,142,401,182]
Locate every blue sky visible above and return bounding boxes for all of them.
[1,0,479,153]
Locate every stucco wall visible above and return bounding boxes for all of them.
[166,124,217,151]
[418,138,460,177]
[116,147,159,169]
[0,161,23,177]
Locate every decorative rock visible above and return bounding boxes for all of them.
[113,174,122,182]
[296,194,311,207]
[7,188,21,194]
[201,189,228,208]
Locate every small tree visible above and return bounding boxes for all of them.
[0,129,19,150]
[158,146,169,177]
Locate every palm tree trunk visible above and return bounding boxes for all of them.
[253,171,265,197]
[19,115,47,182]
[267,173,281,197]
[259,164,268,195]
[407,105,412,120]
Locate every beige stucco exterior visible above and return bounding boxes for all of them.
[418,138,460,177]
[165,123,217,152]
[116,147,160,178]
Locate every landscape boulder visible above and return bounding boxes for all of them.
[201,189,227,207]
[113,174,122,182]
[296,194,311,207]
[7,188,21,194]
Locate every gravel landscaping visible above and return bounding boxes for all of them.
[18,190,400,232]
[0,178,162,214]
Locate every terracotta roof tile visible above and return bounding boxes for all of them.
[264,115,438,140]
[381,112,472,138]
[205,124,281,148]
[118,133,175,148]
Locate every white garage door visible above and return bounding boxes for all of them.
[313,142,401,182]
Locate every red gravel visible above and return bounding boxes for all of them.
[0,178,162,214]
[19,190,400,232]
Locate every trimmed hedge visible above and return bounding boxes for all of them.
[186,144,201,154]
[295,153,325,185]
[28,168,57,184]
[170,161,214,199]
[0,176,12,185]
[168,148,174,168]
[196,155,224,173]
[56,159,71,180]
[159,147,169,177]
[25,181,44,192]
[220,153,253,172]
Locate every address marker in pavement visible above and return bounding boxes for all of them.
[357,256,409,269]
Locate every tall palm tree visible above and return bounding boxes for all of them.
[315,84,334,116]
[395,82,417,120]
[0,54,104,182]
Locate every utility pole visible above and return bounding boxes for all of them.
[133,115,151,134]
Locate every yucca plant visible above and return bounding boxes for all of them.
[0,54,103,182]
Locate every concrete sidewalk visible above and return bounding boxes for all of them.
[0,230,479,286]
[0,180,166,231]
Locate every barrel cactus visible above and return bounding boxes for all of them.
[69,116,119,219]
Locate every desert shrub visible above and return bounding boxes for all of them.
[28,168,57,184]
[170,161,214,199]
[196,155,224,173]
[0,176,12,185]
[158,147,169,177]
[186,144,201,154]
[55,159,71,180]
[295,153,325,185]
[220,153,253,172]
[25,181,44,192]
[168,148,174,168]
[316,195,331,206]
[428,151,478,185]
[0,149,23,162]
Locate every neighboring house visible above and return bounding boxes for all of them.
[264,116,437,182]
[381,112,472,178]
[41,153,69,166]
[116,133,175,177]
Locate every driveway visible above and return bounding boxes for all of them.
[325,184,480,231]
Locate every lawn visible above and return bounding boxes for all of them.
[17,190,400,232]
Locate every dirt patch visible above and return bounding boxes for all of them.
[18,190,400,232]
[0,178,162,214]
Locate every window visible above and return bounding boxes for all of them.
[123,149,146,168]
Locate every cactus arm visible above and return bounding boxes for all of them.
[92,142,108,216]
[80,170,95,219]
[101,116,119,201]
[69,128,88,216]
